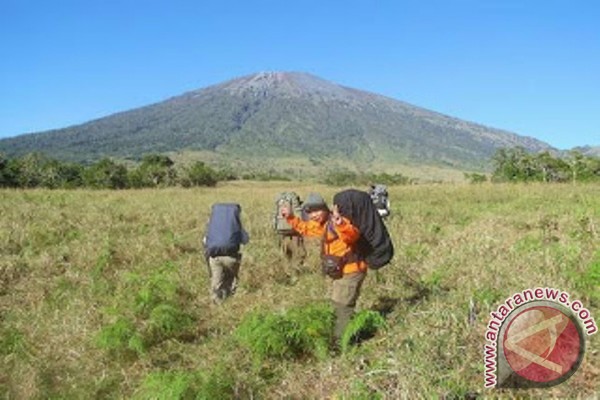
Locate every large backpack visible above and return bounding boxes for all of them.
[369,184,390,219]
[273,192,303,236]
[333,189,394,269]
[205,203,248,257]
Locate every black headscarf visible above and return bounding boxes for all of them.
[333,189,393,269]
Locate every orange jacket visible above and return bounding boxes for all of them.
[286,215,367,275]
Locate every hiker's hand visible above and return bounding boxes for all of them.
[280,205,291,218]
[331,204,342,225]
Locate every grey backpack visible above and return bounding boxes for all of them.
[369,184,390,218]
[273,192,303,236]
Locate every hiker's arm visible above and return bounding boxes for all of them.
[281,204,319,237]
[286,216,321,237]
[330,204,360,244]
[241,229,249,245]
[333,217,360,244]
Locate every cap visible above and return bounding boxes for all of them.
[303,192,328,212]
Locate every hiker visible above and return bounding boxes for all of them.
[280,192,367,343]
[273,192,307,267]
[203,203,249,304]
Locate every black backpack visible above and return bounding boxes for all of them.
[204,203,249,257]
[333,189,394,269]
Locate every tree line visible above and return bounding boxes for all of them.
[0,153,224,189]
[2,148,599,189]
[323,170,410,186]
[490,148,600,183]
[0,151,415,190]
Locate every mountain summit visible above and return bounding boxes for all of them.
[0,71,552,171]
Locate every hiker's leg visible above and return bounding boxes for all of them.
[331,272,366,340]
[280,235,293,260]
[332,303,354,343]
[280,236,301,283]
[219,255,240,298]
[293,236,306,267]
[229,254,241,296]
[209,256,226,303]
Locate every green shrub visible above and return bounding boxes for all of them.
[135,371,194,400]
[234,303,334,363]
[180,161,219,187]
[464,172,487,184]
[322,171,409,186]
[285,304,335,360]
[341,310,387,353]
[194,365,236,400]
[129,263,179,316]
[96,317,146,356]
[135,366,236,400]
[323,171,360,186]
[235,312,297,361]
[97,262,195,354]
[148,303,194,340]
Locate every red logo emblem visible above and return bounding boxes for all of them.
[503,306,583,384]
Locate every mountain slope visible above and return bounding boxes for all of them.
[0,72,552,171]
[574,146,600,157]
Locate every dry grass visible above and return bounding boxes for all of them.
[1,182,599,398]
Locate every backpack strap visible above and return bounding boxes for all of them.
[320,221,338,255]
[320,220,359,264]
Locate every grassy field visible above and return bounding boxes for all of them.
[1,182,599,399]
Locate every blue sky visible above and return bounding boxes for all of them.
[1,0,599,149]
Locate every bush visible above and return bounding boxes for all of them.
[148,304,194,341]
[464,172,487,184]
[129,154,177,188]
[323,171,360,186]
[180,161,219,187]
[96,317,146,356]
[240,171,291,181]
[97,262,195,355]
[135,371,194,400]
[323,171,409,186]
[83,158,129,189]
[341,310,387,353]
[131,269,178,316]
[193,365,237,400]
[135,366,236,400]
[234,303,334,363]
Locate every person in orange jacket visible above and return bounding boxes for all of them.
[280,192,367,343]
